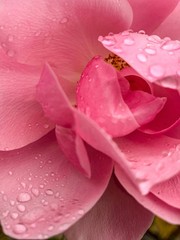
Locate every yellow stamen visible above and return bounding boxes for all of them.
[105,53,129,71]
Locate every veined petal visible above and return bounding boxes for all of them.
[0,132,113,239]
[65,177,153,240]
[0,52,54,150]
[0,0,132,83]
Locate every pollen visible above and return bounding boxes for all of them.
[104,53,129,71]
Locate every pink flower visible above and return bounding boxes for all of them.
[0,0,180,239]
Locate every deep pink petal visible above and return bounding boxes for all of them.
[77,57,140,137]
[0,0,132,87]
[0,132,113,239]
[128,0,179,33]
[114,131,180,194]
[115,164,180,224]
[152,173,180,209]
[125,90,166,126]
[140,85,180,134]
[154,2,180,40]
[99,32,180,90]
[55,126,91,178]
[65,177,153,240]
[0,54,54,151]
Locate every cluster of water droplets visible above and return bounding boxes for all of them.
[0,151,85,239]
[99,29,180,89]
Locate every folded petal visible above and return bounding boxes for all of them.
[154,2,180,40]
[114,131,180,194]
[128,0,179,33]
[115,164,180,224]
[99,32,180,90]
[77,57,139,137]
[0,0,132,85]
[0,132,113,239]
[0,54,54,150]
[140,85,180,134]
[65,176,153,240]
[56,126,91,177]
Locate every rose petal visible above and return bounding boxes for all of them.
[0,132,113,239]
[128,0,179,33]
[114,131,180,194]
[152,173,180,209]
[154,2,180,40]
[77,57,140,137]
[65,176,153,240]
[0,0,132,82]
[0,53,54,150]
[115,163,180,224]
[99,32,180,90]
[56,126,91,178]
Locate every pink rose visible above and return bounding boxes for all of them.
[0,0,180,239]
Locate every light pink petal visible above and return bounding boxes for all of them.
[36,64,74,127]
[114,131,180,195]
[0,132,113,239]
[128,0,179,33]
[77,56,140,137]
[65,177,153,240]
[99,32,180,90]
[0,0,132,85]
[56,126,91,178]
[152,173,180,209]
[140,85,180,134]
[154,2,180,40]
[115,164,180,224]
[0,54,54,151]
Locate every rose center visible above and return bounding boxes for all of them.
[104,53,129,71]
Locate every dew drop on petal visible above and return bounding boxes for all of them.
[13,224,27,234]
[45,189,54,196]
[101,37,116,46]
[22,207,45,224]
[78,209,84,215]
[144,48,156,55]
[147,35,162,43]
[137,53,147,63]
[17,193,31,202]
[123,37,135,45]
[161,40,180,51]
[31,188,39,197]
[17,204,26,212]
[149,65,165,78]
[11,212,19,219]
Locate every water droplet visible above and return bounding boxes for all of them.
[137,53,147,63]
[149,65,165,78]
[60,17,68,24]
[138,30,146,34]
[7,49,15,57]
[45,189,54,196]
[59,223,69,231]
[2,210,9,217]
[22,207,44,224]
[123,37,135,45]
[31,188,39,197]
[17,204,26,212]
[102,37,116,46]
[78,209,84,215]
[17,193,31,202]
[161,40,180,51]
[8,171,13,176]
[121,30,130,36]
[147,35,162,43]
[11,212,19,219]
[144,47,156,55]
[10,200,15,206]
[43,124,49,129]
[47,225,54,231]
[13,224,27,234]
